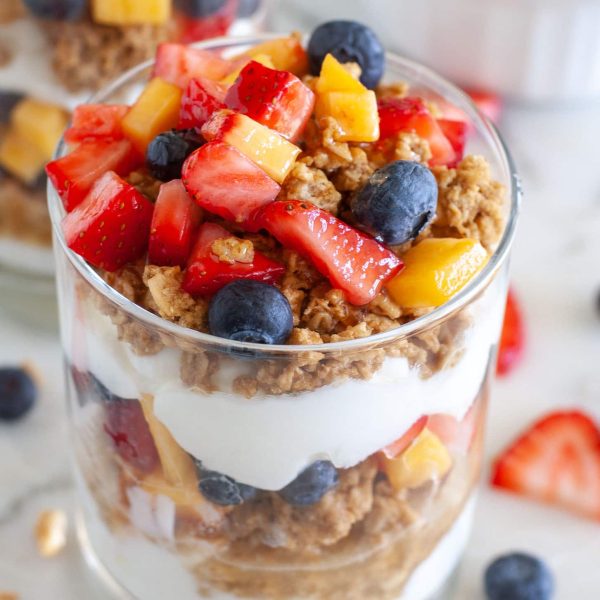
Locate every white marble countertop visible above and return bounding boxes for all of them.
[1,101,600,599]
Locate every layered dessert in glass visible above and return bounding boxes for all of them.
[48,21,519,600]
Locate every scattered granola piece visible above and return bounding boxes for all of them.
[211,237,255,265]
[35,509,68,558]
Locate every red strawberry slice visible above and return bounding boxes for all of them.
[437,119,467,165]
[153,43,233,89]
[62,171,154,272]
[225,60,315,141]
[179,77,227,131]
[491,411,600,521]
[497,288,525,376]
[148,179,203,268]
[174,0,237,43]
[46,138,141,212]
[466,89,503,124]
[182,222,285,296]
[258,200,404,306]
[182,141,280,223]
[378,97,456,167]
[104,399,160,474]
[64,104,129,145]
[381,416,428,459]
[428,403,478,455]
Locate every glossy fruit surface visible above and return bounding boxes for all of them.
[65,104,128,145]
[196,462,257,506]
[91,0,171,25]
[497,288,525,376]
[485,553,554,600]
[179,77,226,130]
[146,129,204,181]
[279,461,339,506]
[241,36,309,76]
[0,367,37,421]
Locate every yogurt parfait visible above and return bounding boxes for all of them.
[48,21,519,600]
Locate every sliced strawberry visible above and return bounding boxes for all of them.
[378,97,456,166]
[64,104,129,145]
[466,89,503,124]
[104,399,160,474]
[153,43,233,89]
[182,222,285,296]
[437,119,467,165]
[182,141,280,223]
[258,200,404,306]
[381,416,428,459]
[497,288,525,376]
[62,171,154,272]
[179,77,227,131]
[174,0,237,43]
[46,138,141,212]
[491,411,600,521]
[225,60,315,141]
[428,403,478,455]
[148,179,202,268]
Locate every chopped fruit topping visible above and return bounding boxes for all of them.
[195,461,257,506]
[382,428,452,490]
[182,141,280,223]
[182,223,285,296]
[279,461,339,506]
[0,367,37,421]
[220,53,275,86]
[497,288,525,376]
[46,138,141,212]
[146,129,204,182]
[351,160,438,245]
[467,88,503,124]
[139,394,199,489]
[91,0,171,25]
[122,77,183,154]
[148,179,202,268]
[179,77,226,130]
[153,43,233,89]
[225,61,315,142]
[62,171,154,271]
[64,104,129,145]
[485,553,554,600]
[438,119,467,165]
[240,35,309,77]
[387,238,488,308]
[378,97,457,166]
[174,0,236,43]
[208,279,293,343]
[258,200,403,306]
[308,20,385,89]
[492,410,600,521]
[104,398,160,474]
[201,110,301,184]
[381,416,428,459]
[316,53,366,94]
[0,129,46,184]
[428,405,478,455]
[23,0,86,20]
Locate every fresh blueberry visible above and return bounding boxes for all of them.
[23,0,86,20]
[195,463,257,506]
[307,20,385,89]
[174,0,227,17]
[0,367,37,421]
[208,280,293,345]
[237,0,259,18]
[279,461,339,506]
[0,92,23,122]
[146,129,204,182]
[351,160,438,246]
[485,553,554,600]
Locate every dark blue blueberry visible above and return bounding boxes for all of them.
[485,553,554,600]
[351,160,438,246]
[174,0,227,17]
[195,463,257,506]
[278,461,339,506]
[208,280,293,345]
[307,20,385,89]
[23,0,86,20]
[0,92,23,122]
[0,367,37,421]
[237,0,259,18]
[146,129,204,182]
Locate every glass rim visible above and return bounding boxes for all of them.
[48,33,521,355]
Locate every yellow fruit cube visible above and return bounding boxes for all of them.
[11,98,69,160]
[140,472,207,511]
[316,54,366,94]
[315,90,379,142]
[91,0,171,25]
[241,35,309,76]
[0,128,46,183]
[387,238,489,308]
[122,77,182,153]
[382,428,453,491]
[220,53,275,86]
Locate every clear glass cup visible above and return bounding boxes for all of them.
[49,35,520,600]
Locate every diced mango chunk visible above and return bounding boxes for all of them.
[122,77,182,153]
[387,238,489,308]
[316,54,366,94]
[91,0,171,25]
[0,129,46,183]
[220,54,275,86]
[241,35,309,76]
[382,428,453,491]
[140,472,207,511]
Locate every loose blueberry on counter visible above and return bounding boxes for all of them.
[196,463,257,506]
[307,20,385,89]
[208,280,293,345]
[279,461,339,506]
[174,0,227,17]
[146,129,204,182]
[237,0,259,18]
[23,0,86,20]
[485,553,554,600]
[351,160,438,246]
[0,367,37,421]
